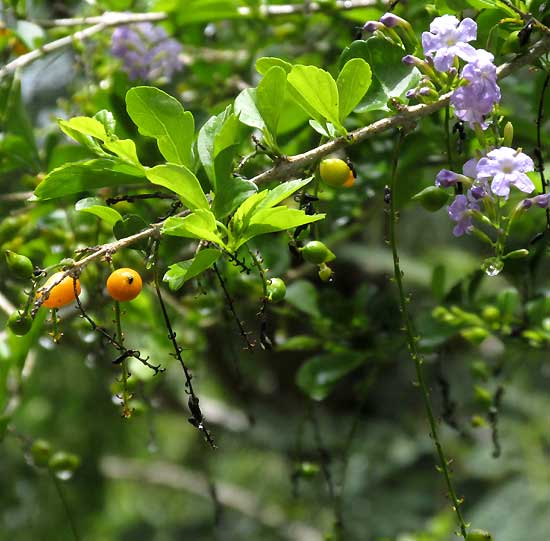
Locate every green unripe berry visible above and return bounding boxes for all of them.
[318,263,333,282]
[266,278,286,303]
[31,439,53,468]
[319,158,351,187]
[412,186,450,212]
[474,385,493,407]
[466,529,493,541]
[7,311,32,336]
[300,241,335,265]
[48,451,80,474]
[482,306,500,322]
[299,462,320,477]
[5,250,34,279]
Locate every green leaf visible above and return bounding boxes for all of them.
[337,58,372,121]
[231,207,325,250]
[256,66,287,141]
[145,163,209,211]
[234,88,264,131]
[163,248,221,291]
[113,215,149,250]
[126,86,194,168]
[162,209,225,247]
[197,106,236,189]
[257,178,312,210]
[75,197,123,227]
[339,38,420,113]
[198,106,256,217]
[256,57,293,75]
[59,116,142,166]
[287,65,342,130]
[296,352,366,401]
[285,280,321,318]
[34,159,146,200]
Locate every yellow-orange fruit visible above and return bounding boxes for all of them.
[39,272,81,309]
[106,268,142,302]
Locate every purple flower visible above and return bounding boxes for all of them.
[436,169,460,187]
[451,49,501,128]
[111,23,183,82]
[523,193,550,209]
[422,15,477,72]
[463,156,479,178]
[363,21,383,32]
[380,13,408,28]
[470,180,490,199]
[448,192,479,236]
[476,147,535,198]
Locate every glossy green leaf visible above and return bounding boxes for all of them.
[257,178,312,210]
[34,159,146,200]
[234,88,264,131]
[163,248,222,291]
[256,57,293,75]
[296,352,366,401]
[59,116,142,166]
[162,209,225,247]
[256,66,287,141]
[145,163,208,211]
[231,207,325,250]
[339,38,420,113]
[198,106,256,217]
[337,58,372,121]
[75,197,122,227]
[126,86,194,168]
[287,65,342,130]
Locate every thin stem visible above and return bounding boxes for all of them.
[444,105,455,172]
[536,72,550,229]
[152,241,216,448]
[114,301,132,418]
[213,262,255,351]
[387,130,468,539]
[50,472,81,541]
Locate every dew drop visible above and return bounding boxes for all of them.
[481,257,504,277]
[55,470,73,481]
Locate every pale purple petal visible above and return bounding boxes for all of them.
[457,18,477,41]
[490,173,511,198]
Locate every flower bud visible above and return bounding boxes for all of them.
[502,121,514,147]
[363,21,383,33]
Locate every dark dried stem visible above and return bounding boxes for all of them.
[152,241,216,448]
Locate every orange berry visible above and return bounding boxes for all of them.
[39,272,81,309]
[106,268,142,302]
[343,169,356,188]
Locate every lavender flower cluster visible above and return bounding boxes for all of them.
[111,22,183,82]
[422,15,501,129]
[437,147,539,237]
